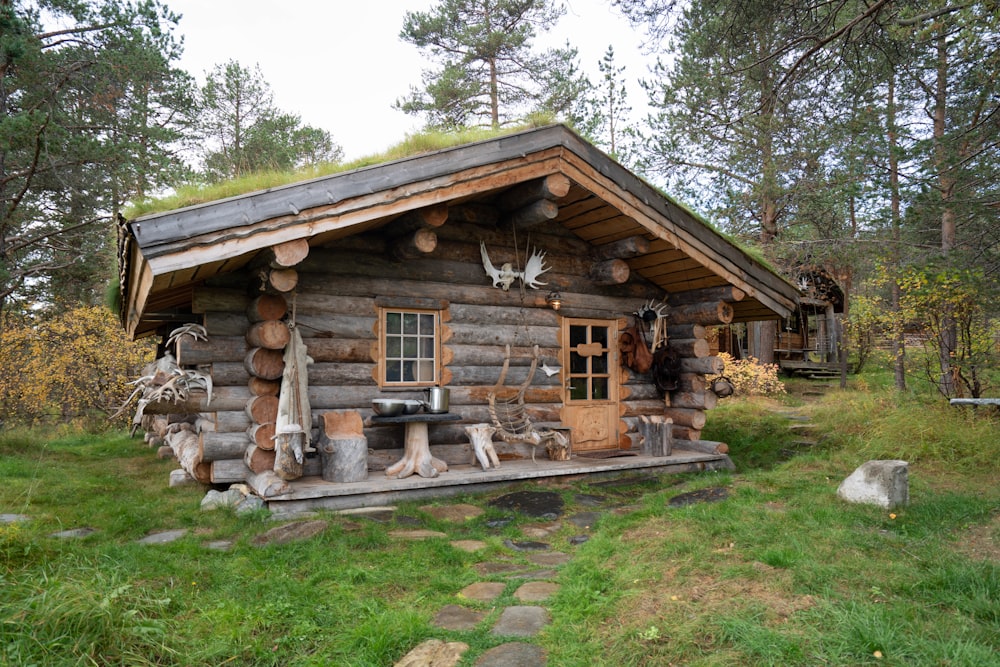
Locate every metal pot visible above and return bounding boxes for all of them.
[423,386,450,413]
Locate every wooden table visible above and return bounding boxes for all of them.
[371,413,461,479]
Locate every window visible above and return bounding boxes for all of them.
[380,308,440,387]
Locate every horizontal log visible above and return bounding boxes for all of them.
[200,431,250,462]
[674,439,729,455]
[297,338,373,363]
[176,336,247,366]
[248,422,276,450]
[245,394,279,424]
[244,347,285,380]
[589,259,630,286]
[496,174,571,210]
[247,293,288,322]
[214,410,252,433]
[667,337,710,358]
[675,373,708,393]
[663,407,707,430]
[246,320,290,350]
[668,301,734,326]
[665,324,707,340]
[593,235,650,261]
[447,323,559,347]
[246,470,290,498]
[141,386,251,414]
[392,228,437,260]
[448,343,560,367]
[249,377,281,396]
[209,458,252,484]
[680,356,725,375]
[210,362,250,386]
[244,444,277,474]
[669,286,746,306]
[622,399,670,417]
[267,238,310,269]
[447,202,500,225]
[262,267,298,293]
[669,425,702,441]
[669,390,718,410]
[506,198,558,230]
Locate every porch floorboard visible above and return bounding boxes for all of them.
[266,448,733,517]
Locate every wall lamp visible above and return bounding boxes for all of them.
[546,290,563,311]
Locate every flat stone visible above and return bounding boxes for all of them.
[574,493,608,507]
[200,488,244,510]
[252,520,328,546]
[837,460,909,509]
[50,527,97,539]
[475,562,536,577]
[486,517,514,529]
[459,582,506,602]
[205,540,233,551]
[569,535,590,546]
[510,569,559,580]
[0,513,29,524]
[337,506,398,523]
[504,539,550,552]
[668,487,729,507]
[489,491,564,519]
[491,606,550,637]
[514,581,560,602]
[394,638,469,667]
[521,523,561,538]
[137,529,187,544]
[433,604,487,631]
[168,469,195,487]
[395,515,424,527]
[389,529,449,540]
[421,503,484,522]
[475,642,546,666]
[451,539,487,552]
[527,552,571,567]
[567,512,601,529]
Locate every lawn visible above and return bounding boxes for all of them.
[1,377,997,666]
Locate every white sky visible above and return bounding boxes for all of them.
[164,0,654,160]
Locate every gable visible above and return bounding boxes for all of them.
[119,124,798,338]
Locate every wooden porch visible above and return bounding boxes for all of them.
[266,447,734,517]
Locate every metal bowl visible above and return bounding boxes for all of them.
[403,400,423,415]
[372,399,405,417]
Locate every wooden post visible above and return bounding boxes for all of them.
[392,228,438,260]
[246,320,291,350]
[593,235,650,260]
[638,415,673,457]
[589,259,630,285]
[318,411,368,482]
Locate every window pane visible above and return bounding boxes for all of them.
[386,312,401,334]
[569,377,588,401]
[570,351,587,374]
[592,377,608,400]
[419,313,434,333]
[403,313,418,334]
[591,326,608,346]
[385,361,402,383]
[416,360,434,382]
[592,353,608,374]
[420,337,435,358]
[402,360,416,382]
[403,338,418,357]
[569,325,587,347]
[386,336,401,358]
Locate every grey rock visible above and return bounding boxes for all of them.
[567,511,601,529]
[514,581,560,602]
[475,642,546,666]
[394,638,468,667]
[527,552,571,567]
[491,606,550,637]
[433,604,487,630]
[50,527,96,539]
[0,513,29,524]
[459,582,506,602]
[205,540,233,551]
[837,460,909,509]
[504,539,550,552]
[569,535,590,546]
[137,529,188,544]
[200,488,245,511]
[235,495,266,514]
[252,519,329,546]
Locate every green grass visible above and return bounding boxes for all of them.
[1,376,998,665]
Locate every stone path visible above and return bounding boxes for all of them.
[26,479,726,665]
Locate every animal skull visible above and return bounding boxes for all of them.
[480,241,550,291]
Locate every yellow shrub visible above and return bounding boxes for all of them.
[710,352,786,396]
[0,306,155,429]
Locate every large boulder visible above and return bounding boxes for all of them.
[837,460,909,509]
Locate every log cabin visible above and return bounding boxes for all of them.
[117,124,800,514]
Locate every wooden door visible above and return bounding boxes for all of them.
[560,318,619,452]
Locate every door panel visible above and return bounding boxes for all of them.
[561,319,619,452]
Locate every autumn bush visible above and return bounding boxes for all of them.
[0,305,155,429]
[710,352,786,396]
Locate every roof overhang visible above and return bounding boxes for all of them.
[121,124,799,338]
